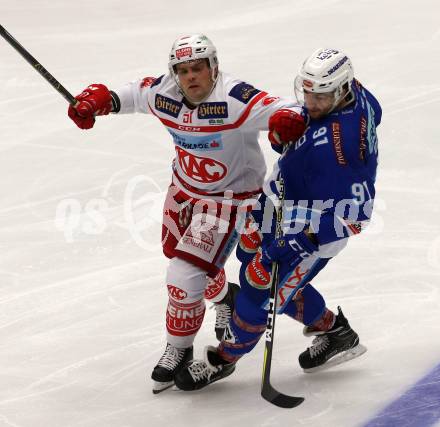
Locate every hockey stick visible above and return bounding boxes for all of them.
[0,24,77,106]
[261,177,305,409]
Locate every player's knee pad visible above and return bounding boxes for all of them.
[166,257,207,302]
[284,283,326,326]
[165,257,207,347]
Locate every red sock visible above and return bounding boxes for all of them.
[312,308,335,332]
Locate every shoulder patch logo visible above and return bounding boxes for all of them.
[229,82,261,104]
[155,94,182,118]
[150,74,164,88]
[140,77,156,88]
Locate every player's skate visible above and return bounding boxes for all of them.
[151,343,193,394]
[299,306,367,373]
[174,345,236,391]
[214,282,240,341]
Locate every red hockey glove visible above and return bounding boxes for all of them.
[268,109,306,145]
[68,84,112,130]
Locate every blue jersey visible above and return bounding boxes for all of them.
[226,81,382,364]
[264,80,382,245]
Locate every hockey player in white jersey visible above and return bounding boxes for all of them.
[67,34,307,393]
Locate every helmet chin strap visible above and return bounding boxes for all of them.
[327,93,341,115]
[328,87,355,114]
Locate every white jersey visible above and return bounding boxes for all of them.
[115,72,302,202]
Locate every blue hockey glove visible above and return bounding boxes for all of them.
[260,232,318,270]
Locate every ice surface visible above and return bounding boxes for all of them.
[1,1,440,426]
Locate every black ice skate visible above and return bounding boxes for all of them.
[299,307,367,373]
[151,343,193,394]
[214,282,240,341]
[174,345,236,391]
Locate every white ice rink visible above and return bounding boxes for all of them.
[1,1,440,426]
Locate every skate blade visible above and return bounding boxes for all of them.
[152,380,175,394]
[303,343,367,374]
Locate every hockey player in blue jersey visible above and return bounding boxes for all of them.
[174,48,382,391]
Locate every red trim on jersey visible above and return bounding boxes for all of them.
[341,218,362,235]
[148,91,268,133]
[348,223,361,235]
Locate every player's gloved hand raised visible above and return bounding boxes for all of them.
[68,84,112,130]
[260,231,318,270]
[268,109,306,146]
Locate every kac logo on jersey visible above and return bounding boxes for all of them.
[168,129,223,151]
[229,82,261,104]
[176,147,227,183]
[198,102,228,119]
[155,94,183,118]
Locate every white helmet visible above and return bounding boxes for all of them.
[294,48,354,110]
[168,34,219,101]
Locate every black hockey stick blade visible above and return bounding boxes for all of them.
[262,383,304,408]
